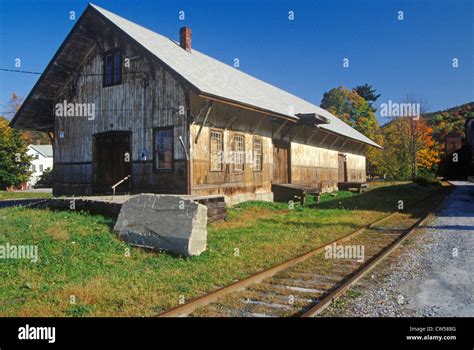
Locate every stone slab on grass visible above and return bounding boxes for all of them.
[114,194,208,257]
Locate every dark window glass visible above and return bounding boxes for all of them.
[154,129,173,170]
[113,52,121,83]
[104,50,122,86]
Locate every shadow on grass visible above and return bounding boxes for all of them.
[254,217,363,231]
[309,183,439,214]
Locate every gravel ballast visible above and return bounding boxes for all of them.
[323,181,474,317]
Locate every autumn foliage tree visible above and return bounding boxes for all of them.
[0,117,32,189]
[6,93,51,145]
[416,120,440,172]
[379,117,440,179]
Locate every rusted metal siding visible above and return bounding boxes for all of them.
[54,28,188,195]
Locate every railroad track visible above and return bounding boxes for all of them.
[159,188,448,317]
[0,198,49,209]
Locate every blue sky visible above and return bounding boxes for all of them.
[0,0,472,125]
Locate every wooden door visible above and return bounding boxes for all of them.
[94,132,131,193]
[338,154,347,182]
[273,143,290,184]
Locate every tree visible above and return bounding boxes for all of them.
[416,120,440,171]
[379,117,440,179]
[5,93,51,145]
[354,84,381,112]
[22,130,51,145]
[0,117,32,189]
[379,119,411,179]
[321,86,380,140]
[35,167,54,188]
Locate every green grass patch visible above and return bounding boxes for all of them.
[346,289,364,299]
[330,299,347,309]
[0,191,52,200]
[0,182,440,316]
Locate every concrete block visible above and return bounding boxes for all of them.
[114,194,208,257]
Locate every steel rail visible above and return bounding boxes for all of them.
[302,188,451,317]
[158,189,445,317]
[301,213,432,317]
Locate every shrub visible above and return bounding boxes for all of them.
[35,168,54,188]
[413,170,441,187]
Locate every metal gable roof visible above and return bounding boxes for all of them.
[89,4,381,148]
[29,144,53,158]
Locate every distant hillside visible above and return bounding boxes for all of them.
[423,102,474,144]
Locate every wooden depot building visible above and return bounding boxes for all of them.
[11,4,382,205]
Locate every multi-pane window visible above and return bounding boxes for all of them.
[39,165,44,172]
[253,139,262,171]
[210,131,223,171]
[233,135,245,172]
[154,128,173,170]
[104,49,122,86]
[31,164,36,172]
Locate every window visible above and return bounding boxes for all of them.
[31,164,36,172]
[210,131,223,171]
[233,135,245,172]
[253,139,262,171]
[103,49,122,86]
[154,128,173,170]
[39,164,43,172]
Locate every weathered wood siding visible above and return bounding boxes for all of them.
[345,153,367,182]
[53,26,188,195]
[290,144,366,189]
[290,143,339,191]
[189,93,274,204]
[51,20,367,200]
[189,93,367,203]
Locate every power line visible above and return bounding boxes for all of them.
[0,68,42,75]
[0,68,150,77]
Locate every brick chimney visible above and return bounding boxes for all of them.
[179,27,192,51]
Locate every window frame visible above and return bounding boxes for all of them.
[103,48,122,87]
[233,134,245,173]
[209,129,224,172]
[253,137,263,172]
[153,127,174,172]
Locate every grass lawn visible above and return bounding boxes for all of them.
[0,182,444,316]
[0,191,53,200]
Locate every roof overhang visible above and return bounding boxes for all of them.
[295,113,330,126]
[9,5,105,131]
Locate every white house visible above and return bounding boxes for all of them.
[27,145,53,187]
